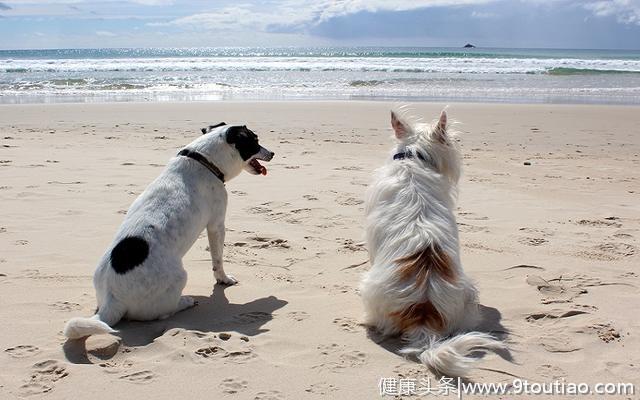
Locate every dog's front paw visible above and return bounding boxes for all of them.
[215,273,238,286]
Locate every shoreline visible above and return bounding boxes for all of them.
[2,93,640,106]
[2,97,640,108]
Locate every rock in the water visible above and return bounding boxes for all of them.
[464,43,476,48]
[218,332,232,341]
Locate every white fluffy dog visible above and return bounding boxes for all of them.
[360,109,504,377]
[64,123,274,339]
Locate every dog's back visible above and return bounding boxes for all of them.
[360,109,505,377]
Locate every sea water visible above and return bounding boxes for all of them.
[1,47,639,104]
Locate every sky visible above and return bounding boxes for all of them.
[0,0,639,50]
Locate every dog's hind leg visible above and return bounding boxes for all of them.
[207,223,237,285]
[158,296,196,320]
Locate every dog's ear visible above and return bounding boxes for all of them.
[434,110,448,143]
[202,122,226,135]
[391,111,410,139]
[226,125,239,144]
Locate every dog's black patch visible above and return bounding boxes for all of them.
[225,125,260,161]
[201,122,227,135]
[110,236,149,274]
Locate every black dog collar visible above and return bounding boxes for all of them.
[177,149,225,183]
[393,149,426,162]
[393,149,438,170]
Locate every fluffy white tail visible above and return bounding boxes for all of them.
[401,332,505,377]
[63,295,125,339]
[63,315,117,339]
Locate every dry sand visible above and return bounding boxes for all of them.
[0,101,639,399]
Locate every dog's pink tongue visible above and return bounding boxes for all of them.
[261,165,267,175]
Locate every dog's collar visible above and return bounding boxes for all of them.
[393,149,425,162]
[393,149,437,170]
[177,148,225,183]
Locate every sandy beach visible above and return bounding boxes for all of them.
[1,101,639,399]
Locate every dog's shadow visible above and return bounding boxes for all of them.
[64,285,287,364]
[367,304,513,375]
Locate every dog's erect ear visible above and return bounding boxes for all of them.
[202,122,226,135]
[434,110,448,143]
[391,111,410,139]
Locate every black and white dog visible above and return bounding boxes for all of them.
[64,123,274,339]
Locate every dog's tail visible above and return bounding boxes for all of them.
[401,332,505,378]
[63,295,125,339]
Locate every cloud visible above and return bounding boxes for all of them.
[470,10,496,18]
[0,2,12,10]
[147,0,499,33]
[129,0,174,5]
[96,30,116,37]
[584,0,640,25]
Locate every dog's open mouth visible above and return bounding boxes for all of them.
[249,158,267,175]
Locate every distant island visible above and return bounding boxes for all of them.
[463,43,476,48]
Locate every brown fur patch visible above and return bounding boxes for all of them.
[395,244,456,286]
[389,300,445,333]
[388,245,456,333]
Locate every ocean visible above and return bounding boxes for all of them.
[1,47,640,104]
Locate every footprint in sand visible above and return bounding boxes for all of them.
[539,333,582,353]
[98,360,133,374]
[313,344,367,372]
[49,301,82,312]
[221,377,248,394]
[195,346,227,359]
[337,238,365,252]
[5,345,40,358]
[612,230,635,240]
[335,194,364,206]
[576,242,636,261]
[325,283,355,294]
[518,237,549,246]
[305,382,338,395]
[333,317,362,333]
[457,222,489,233]
[19,382,53,396]
[118,370,156,384]
[254,390,285,400]
[20,360,69,396]
[583,323,622,343]
[224,349,256,364]
[526,275,587,304]
[525,309,589,323]
[462,241,504,253]
[233,311,271,325]
[536,364,568,380]
[248,236,291,249]
[286,311,310,322]
[575,218,622,228]
[458,211,489,221]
